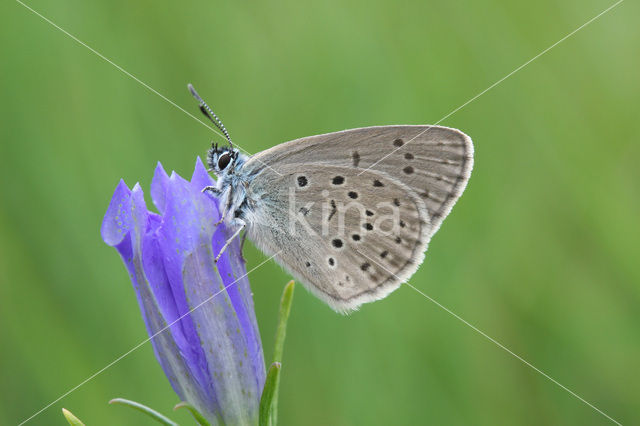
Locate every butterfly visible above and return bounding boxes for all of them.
[189,85,473,313]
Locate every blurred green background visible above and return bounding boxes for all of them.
[1,0,638,424]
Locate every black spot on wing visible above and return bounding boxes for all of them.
[332,176,345,185]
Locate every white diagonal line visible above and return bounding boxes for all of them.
[14,0,283,176]
[404,282,622,425]
[18,250,282,425]
[355,249,622,425]
[359,0,624,175]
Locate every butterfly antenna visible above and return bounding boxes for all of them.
[188,83,234,149]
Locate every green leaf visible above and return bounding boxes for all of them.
[273,281,295,365]
[61,408,85,426]
[174,401,211,426]
[263,280,295,426]
[259,362,281,426]
[109,398,178,426]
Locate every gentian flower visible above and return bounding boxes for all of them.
[101,158,266,425]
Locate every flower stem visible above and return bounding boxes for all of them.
[259,362,281,426]
[273,280,295,365]
[109,398,178,425]
[174,401,211,426]
[259,280,295,426]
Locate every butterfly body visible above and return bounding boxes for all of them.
[206,146,250,227]
[204,125,473,313]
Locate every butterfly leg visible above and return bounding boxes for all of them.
[202,185,221,196]
[214,221,245,263]
[202,186,227,225]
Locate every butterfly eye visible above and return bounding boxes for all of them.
[217,153,231,170]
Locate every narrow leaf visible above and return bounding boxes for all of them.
[269,280,295,425]
[273,281,295,364]
[259,362,281,426]
[109,398,178,426]
[61,408,85,426]
[174,401,211,426]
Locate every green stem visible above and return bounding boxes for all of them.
[259,362,281,426]
[109,398,178,426]
[273,280,295,365]
[259,280,295,426]
[271,280,295,425]
[174,401,211,426]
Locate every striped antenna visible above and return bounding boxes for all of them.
[188,84,234,149]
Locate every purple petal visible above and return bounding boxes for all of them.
[190,157,214,191]
[212,229,265,388]
[101,180,132,247]
[102,159,265,424]
[190,157,220,218]
[182,244,262,424]
[151,162,170,215]
[155,173,217,400]
[140,228,217,414]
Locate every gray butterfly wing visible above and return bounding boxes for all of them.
[246,125,473,233]
[244,126,473,311]
[245,164,431,312]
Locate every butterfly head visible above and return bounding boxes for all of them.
[207,143,240,175]
[188,84,243,177]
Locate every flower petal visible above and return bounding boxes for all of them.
[155,173,219,405]
[182,246,261,425]
[190,157,217,211]
[101,180,132,247]
[212,231,265,389]
[103,160,265,425]
[151,162,171,215]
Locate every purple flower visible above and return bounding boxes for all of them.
[101,158,265,425]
